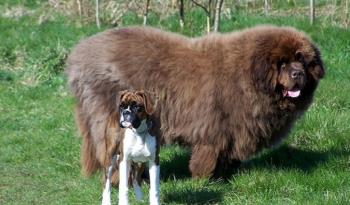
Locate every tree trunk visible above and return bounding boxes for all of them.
[206,15,210,33]
[143,0,150,26]
[95,0,100,29]
[77,0,82,18]
[346,0,349,28]
[178,0,185,30]
[264,0,269,16]
[213,0,224,32]
[310,0,315,25]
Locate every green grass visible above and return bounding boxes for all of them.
[1,2,350,205]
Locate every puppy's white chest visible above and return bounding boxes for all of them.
[123,129,156,163]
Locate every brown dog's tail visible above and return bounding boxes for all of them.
[75,105,101,176]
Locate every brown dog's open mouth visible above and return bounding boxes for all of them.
[283,89,301,98]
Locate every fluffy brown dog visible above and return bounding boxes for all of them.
[66,25,324,179]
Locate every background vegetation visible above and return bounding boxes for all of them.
[0,0,349,204]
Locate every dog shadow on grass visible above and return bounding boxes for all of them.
[243,144,349,173]
[159,144,349,204]
[160,146,192,180]
[160,146,224,204]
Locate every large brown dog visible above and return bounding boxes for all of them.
[66,25,324,179]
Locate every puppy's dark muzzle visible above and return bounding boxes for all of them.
[122,110,132,121]
[120,110,141,129]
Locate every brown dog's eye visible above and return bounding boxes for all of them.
[295,51,304,62]
[277,61,286,70]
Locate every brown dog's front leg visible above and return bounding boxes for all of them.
[189,145,218,178]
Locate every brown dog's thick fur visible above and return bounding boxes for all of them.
[66,25,324,178]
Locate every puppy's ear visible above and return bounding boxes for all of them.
[136,90,158,115]
[118,90,128,104]
[250,54,277,93]
[309,45,325,80]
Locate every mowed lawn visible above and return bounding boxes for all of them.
[1,3,350,205]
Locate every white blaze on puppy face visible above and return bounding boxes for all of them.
[120,106,133,127]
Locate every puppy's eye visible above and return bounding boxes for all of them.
[131,105,144,112]
[136,106,144,112]
[119,104,127,110]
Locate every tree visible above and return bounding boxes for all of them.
[143,0,151,25]
[264,0,269,16]
[191,0,224,33]
[310,0,315,25]
[178,0,185,30]
[213,0,224,32]
[346,0,349,28]
[76,0,82,19]
[191,0,212,33]
[95,0,100,28]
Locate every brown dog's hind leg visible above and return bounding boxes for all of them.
[213,158,241,179]
[189,145,219,178]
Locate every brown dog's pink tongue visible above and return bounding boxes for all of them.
[283,90,301,98]
[287,90,301,98]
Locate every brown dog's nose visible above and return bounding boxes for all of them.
[291,70,304,79]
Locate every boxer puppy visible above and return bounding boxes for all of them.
[102,90,160,205]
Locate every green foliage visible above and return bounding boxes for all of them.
[1,1,350,204]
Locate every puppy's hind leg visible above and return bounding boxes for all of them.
[132,164,145,201]
[133,178,143,201]
[102,155,119,205]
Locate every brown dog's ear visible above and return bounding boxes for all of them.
[251,54,277,94]
[309,64,325,80]
[309,45,325,80]
[135,90,158,115]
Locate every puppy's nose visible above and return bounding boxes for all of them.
[291,70,304,79]
[123,110,131,115]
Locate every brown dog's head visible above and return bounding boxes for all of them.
[251,27,325,99]
[118,90,156,129]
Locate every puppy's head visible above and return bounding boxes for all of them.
[118,90,156,129]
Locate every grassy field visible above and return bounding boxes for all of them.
[1,1,350,205]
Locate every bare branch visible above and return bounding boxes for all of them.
[191,0,209,14]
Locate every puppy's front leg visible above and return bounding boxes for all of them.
[118,159,130,205]
[102,155,118,205]
[149,161,160,205]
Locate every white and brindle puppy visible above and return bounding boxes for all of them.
[102,90,160,205]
